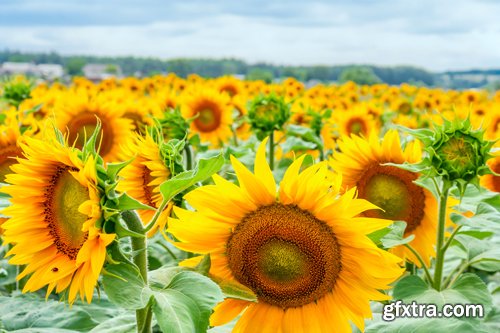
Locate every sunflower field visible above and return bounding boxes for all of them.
[0,74,499,333]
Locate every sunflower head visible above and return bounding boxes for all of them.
[248,94,291,139]
[415,116,496,191]
[169,138,403,332]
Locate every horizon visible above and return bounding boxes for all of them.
[1,0,500,72]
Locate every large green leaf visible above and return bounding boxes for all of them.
[102,262,152,310]
[159,153,224,202]
[88,313,137,333]
[379,221,415,248]
[366,317,488,333]
[452,234,500,272]
[394,273,492,313]
[0,294,98,332]
[151,270,223,333]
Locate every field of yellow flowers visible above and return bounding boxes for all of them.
[0,75,499,333]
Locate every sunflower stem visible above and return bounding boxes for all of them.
[269,131,275,170]
[433,181,451,291]
[144,199,168,234]
[185,143,193,171]
[404,243,433,284]
[121,210,152,333]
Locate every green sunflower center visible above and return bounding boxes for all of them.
[346,117,367,136]
[258,239,308,283]
[357,164,425,233]
[46,165,90,260]
[227,203,342,309]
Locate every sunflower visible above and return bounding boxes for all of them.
[481,155,500,192]
[169,139,403,332]
[182,90,233,146]
[55,92,134,162]
[334,106,378,139]
[117,133,172,236]
[1,131,115,303]
[331,130,446,266]
[216,76,243,98]
[0,113,24,183]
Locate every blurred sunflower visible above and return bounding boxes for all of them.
[480,155,500,192]
[55,93,134,162]
[334,107,378,138]
[1,130,115,303]
[117,133,172,236]
[331,130,442,266]
[182,90,233,146]
[169,139,403,332]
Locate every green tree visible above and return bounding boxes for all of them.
[246,68,274,83]
[66,58,86,76]
[338,66,382,85]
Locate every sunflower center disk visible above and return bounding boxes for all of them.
[194,103,221,132]
[358,165,425,233]
[67,112,111,156]
[346,118,367,135]
[227,203,342,309]
[45,166,90,260]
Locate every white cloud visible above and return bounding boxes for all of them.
[1,0,500,71]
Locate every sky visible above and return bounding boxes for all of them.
[0,0,499,72]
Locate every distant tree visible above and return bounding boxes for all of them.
[66,58,86,76]
[105,64,118,74]
[246,68,274,83]
[338,66,382,85]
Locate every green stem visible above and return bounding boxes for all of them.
[441,225,462,256]
[185,143,193,171]
[404,244,434,284]
[433,182,451,291]
[269,131,275,170]
[144,199,168,234]
[121,211,152,333]
[445,262,470,288]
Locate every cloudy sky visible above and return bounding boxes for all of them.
[1,0,499,72]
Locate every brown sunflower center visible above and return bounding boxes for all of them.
[346,117,367,136]
[45,165,90,260]
[227,203,341,309]
[123,111,144,132]
[193,102,221,132]
[141,164,157,208]
[0,145,22,182]
[220,85,238,97]
[357,164,425,233]
[66,112,112,157]
[490,159,500,192]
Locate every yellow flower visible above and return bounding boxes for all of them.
[55,92,134,162]
[1,131,115,303]
[117,133,172,236]
[182,90,233,146]
[169,139,403,332]
[480,155,500,192]
[331,130,451,266]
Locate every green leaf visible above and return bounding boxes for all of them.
[151,271,223,333]
[367,317,488,333]
[102,262,152,310]
[106,160,132,181]
[286,124,323,147]
[281,136,317,153]
[393,274,492,313]
[88,313,137,333]
[451,203,500,231]
[159,153,224,203]
[0,294,98,332]
[452,234,500,271]
[116,193,154,211]
[380,221,415,248]
[211,278,257,302]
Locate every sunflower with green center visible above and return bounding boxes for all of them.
[117,132,172,236]
[331,130,451,266]
[168,139,403,332]
[182,90,233,146]
[1,130,115,303]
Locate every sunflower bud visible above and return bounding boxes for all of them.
[248,94,290,139]
[421,116,495,191]
[158,107,189,141]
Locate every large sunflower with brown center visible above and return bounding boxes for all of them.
[1,130,115,303]
[331,130,443,266]
[168,139,403,332]
[182,90,233,146]
[117,132,172,236]
[55,92,134,162]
